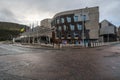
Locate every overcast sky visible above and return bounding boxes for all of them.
[0,0,119,26]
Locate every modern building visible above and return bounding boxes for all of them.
[51,6,99,45]
[99,20,117,42]
[15,19,52,44]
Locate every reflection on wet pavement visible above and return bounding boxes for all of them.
[0,43,120,80]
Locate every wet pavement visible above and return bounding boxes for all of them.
[0,43,120,80]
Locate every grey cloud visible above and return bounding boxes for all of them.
[0,0,119,26]
[0,8,19,23]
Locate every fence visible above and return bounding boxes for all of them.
[53,41,120,48]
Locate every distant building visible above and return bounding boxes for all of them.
[41,18,52,28]
[117,26,120,41]
[51,6,99,44]
[17,19,52,44]
[99,20,117,42]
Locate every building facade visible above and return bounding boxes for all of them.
[15,19,52,44]
[51,6,99,45]
[41,18,52,28]
[117,26,120,41]
[99,20,117,42]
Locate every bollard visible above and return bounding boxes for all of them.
[93,43,95,47]
[90,43,92,47]
[91,42,94,47]
[97,42,98,47]
[92,43,94,47]
[98,42,99,46]
[86,43,88,48]
[60,44,62,48]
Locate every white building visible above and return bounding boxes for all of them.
[15,19,52,44]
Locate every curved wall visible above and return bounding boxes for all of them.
[51,6,99,44]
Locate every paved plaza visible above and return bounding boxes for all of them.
[0,43,120,80]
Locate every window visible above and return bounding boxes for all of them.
[77,24,82,30]
[67,33,71,37]
[63,25,66,31]
[70,24,75,31]
[57,19,60,24]
[61,18,64,23]
[58,26,62,31]
[57,32,61,38]
[61,34,64,37]
[74,16,78,22]
[67,17,71,22]
[81,15,87,21]
[57,32,59,37]
[67,32,71,37]
[74,32,78,37]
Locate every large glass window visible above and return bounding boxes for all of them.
[77,24,82,30]
[63,25,66,31]
[70,24,75,31]
[67,17,71,22]
[61,18,64,23]
[57,19,60,24]
[58,26,62,31]
[67,32,71,37]
[57,32,61,38]
[74,16,78,22]
[74,32,78,37]
[81,15,87,21]
[61,34,64,37]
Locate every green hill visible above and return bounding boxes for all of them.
[0,22,29,41]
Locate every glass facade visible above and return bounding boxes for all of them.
[67,17,71,22]
[74,16,78,22]
[58,26,62,31]
[77,24,82,30]
[70,24,75,31]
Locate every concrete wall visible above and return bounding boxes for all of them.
[100,26,115,35]
[84,7,99,39]
[100,20,116,35]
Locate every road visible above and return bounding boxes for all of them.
[0,43,120,80]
